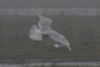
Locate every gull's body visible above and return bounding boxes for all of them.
[29,15,72,51]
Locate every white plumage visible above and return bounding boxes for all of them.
[29,15,72,51]
[29,24,42,41]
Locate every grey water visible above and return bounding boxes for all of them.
[0,8,100,16]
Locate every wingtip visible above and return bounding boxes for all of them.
[38,14,42,18]
[67,45,72,51]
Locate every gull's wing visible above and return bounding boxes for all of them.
[38,15,53,34]
[48,30,72,51]
[29,24,43,41]
[38,15,53,27]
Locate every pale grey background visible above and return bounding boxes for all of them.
[0,0,100,64]
[0,0,100,8]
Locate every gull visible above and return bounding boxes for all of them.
[29,15,72,51]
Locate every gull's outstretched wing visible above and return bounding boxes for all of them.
[38,15,53,34]
[38,15,53,28]
[48,30,72,51]
[29,24,43,41]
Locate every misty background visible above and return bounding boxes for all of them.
[0,0,100,64]
[0,0,100,8]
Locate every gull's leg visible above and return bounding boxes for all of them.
[54,44,59,48]
[54,41,63,47]
[54,41,60,48]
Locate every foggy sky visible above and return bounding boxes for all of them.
[0,0,100,8]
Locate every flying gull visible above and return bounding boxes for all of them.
[29,15,72,51]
